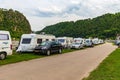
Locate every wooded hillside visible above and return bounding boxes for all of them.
[0,8,31,39]
[38,13,120,39]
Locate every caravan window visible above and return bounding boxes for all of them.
[22,38,31,44]
[52,39,55,41]
[37,39,42,44]
[0,34,9,40]
[58,39,65,43]
[46,39,49,41]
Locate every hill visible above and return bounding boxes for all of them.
[37,13,120,39]
[0,8,31,39]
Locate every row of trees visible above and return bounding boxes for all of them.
[0,8,31,39]
[37,13,120,39]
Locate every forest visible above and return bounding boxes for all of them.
[37,13,120,39]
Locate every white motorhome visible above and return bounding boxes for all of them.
[74,38,85,46]
[16,34,55,52]
[0,31,12,60]
[92,38,99,45]
[98,39,104,44]
[57,37,73,48]
[115,35,120,45]
[85,39,94,47]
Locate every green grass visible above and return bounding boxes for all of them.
[83,48,120,80]
[0,52,45,66]
[0,49,77,66]
[62,49,76,53]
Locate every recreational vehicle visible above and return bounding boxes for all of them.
[71,38,85,49]
[115,35,120,45]
[0,31,12,60]
[74,38,85,46]
[85,39,94,47]
[16,34,55,52]
[57,37,73,48]
[92,38,99,45]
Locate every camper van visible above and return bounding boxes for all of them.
[57,37,73,48]
[92,38,99,45]
[16,34,55,52]
[74,38,85,46]
[0,31,12,60]
[71,38,85,49]
[85,39,94,47]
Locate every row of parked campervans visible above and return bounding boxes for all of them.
[0,30,104,60]
[57,37,104,49]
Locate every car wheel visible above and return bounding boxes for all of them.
[58,49,62,54]
[0,53,6,60]
[118,44,120,48]
[46,50,50,56]
[78,46,81,49]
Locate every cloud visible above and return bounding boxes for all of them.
[1,0,120,31]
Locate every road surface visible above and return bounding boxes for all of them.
[0,43,117,80]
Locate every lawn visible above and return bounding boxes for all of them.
[83,48,120,80]
[0,49,76,66]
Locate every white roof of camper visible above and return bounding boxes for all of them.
[74,38,83,40]
[21,34,55,38]
[0,30,10,34]
[57,37,73,39]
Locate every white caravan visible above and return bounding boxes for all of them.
[115,36,120,45]
[0,31,12,60]
[16,34,55,52]
[57,37,73,48]
[85,39,94,47]
[74,38,85,46]
[92,38,99,45]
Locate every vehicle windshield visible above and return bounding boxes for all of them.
[0,34,9,40]
[74,40,82,43]
[22,38,31,44]
[86,40,90,43]
[58,39,65,43]
[40,41,50,46]
[73,43,80,45]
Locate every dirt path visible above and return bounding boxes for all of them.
[0,43,117,80]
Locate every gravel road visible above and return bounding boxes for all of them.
[0,43,117,80]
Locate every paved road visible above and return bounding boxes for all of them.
[0,43,117,80]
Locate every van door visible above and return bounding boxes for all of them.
[0,34,12,55]
[51,42,58,52]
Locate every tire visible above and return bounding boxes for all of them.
[118,44,120,48]
[0,53,6,60]
[58,49,62,54]
[46,50,50,56]
[78,46,81,49]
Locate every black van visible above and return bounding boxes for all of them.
[34,41,63,56]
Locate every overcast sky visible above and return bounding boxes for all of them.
[0,0,120,31]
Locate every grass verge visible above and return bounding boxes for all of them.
[83,48,120,80]
[0,49,76,66]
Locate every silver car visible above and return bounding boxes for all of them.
[71,43,83,49]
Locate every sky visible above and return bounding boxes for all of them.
[0,0,120,31]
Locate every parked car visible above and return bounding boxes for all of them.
[0,31,12,60]
[71,43,84,49]
[34,41,63,56]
